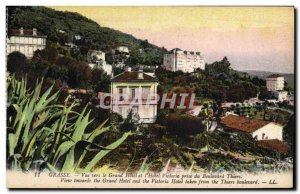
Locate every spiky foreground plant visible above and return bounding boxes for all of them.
[7,74,131,173]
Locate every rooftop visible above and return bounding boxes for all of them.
[111,71,158,82]
[257,139,289,153]
[170,48,182,52]
[168,48,201,55]
[221,115,270,133]
[9,28,46,37]
[266,74,283,78]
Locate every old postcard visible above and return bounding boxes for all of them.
[6,6,295,189]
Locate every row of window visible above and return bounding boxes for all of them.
[117,86,152,100]
[9,36,46,45]
[254,133,268,140]
[7,45,45,57]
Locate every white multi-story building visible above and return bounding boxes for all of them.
[90,50,106,64]
[111,68,158,123]
[162,48,205,73]
[88,50,112,75]
[6,28,47,58]
[266,74,288,102]
[266,74,285,92]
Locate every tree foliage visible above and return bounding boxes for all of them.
[7,6,165,68]
[156,57,264,103]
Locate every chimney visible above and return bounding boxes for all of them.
[20,27,24,35]
[125,67,132,72]
[33,28,37,36]
[138,69,144,79]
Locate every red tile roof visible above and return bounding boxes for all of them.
[221,115,270,133]
[257,139,289,153]
[111,71,158,82]
[9,29,46,37]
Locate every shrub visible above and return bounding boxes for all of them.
[165,114,206,137]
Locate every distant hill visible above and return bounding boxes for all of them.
[243,70,294,90]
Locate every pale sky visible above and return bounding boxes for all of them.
[51,6,294,73]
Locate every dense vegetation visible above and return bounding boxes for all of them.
[156,57,265,103]
[7,46,110,92]
[7,6,165,67]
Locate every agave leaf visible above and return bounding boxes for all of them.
[22,102,36,149]
[11,105,27,152]
[61,146,75,172]
[44,162,57,172]
[35,85,53,111]
[72,108,91,142]
[33,130,51,160]
[139,156,150,173]
[77,124,110,170]
[86,118,109,141]
[8,133,16,156]
[32,111,50,130]
[30,80,42,106]
[188,161,195,173]
[36,89,59,113]
[11,103,24,128]
[53,141,74,165]
[83,132,131,172]
[23,127,48,158]
[86,126,110,142]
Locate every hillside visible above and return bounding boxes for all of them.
[7,6,275,103]
[7,6,165,67]
[156,57,266,104]
[243,70,294,90]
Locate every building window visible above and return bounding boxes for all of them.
[142,86,151,100]
[118,87,124,101]
[118,87,123,95]
[130,87,138,100]
[262,133,266,140]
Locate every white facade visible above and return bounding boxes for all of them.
[116,46,129,53]
[274,91,288,102]
[89,63,112,75]
[88,50,112,75]
[266,75,284,92]
[111,70,158,123]
[163,48,205,73]
[251,123,283,141]
[6,28,47,58]
[101,63,112,75]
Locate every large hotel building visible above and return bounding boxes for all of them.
[162,48,205,73]
[7,28,47,58]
